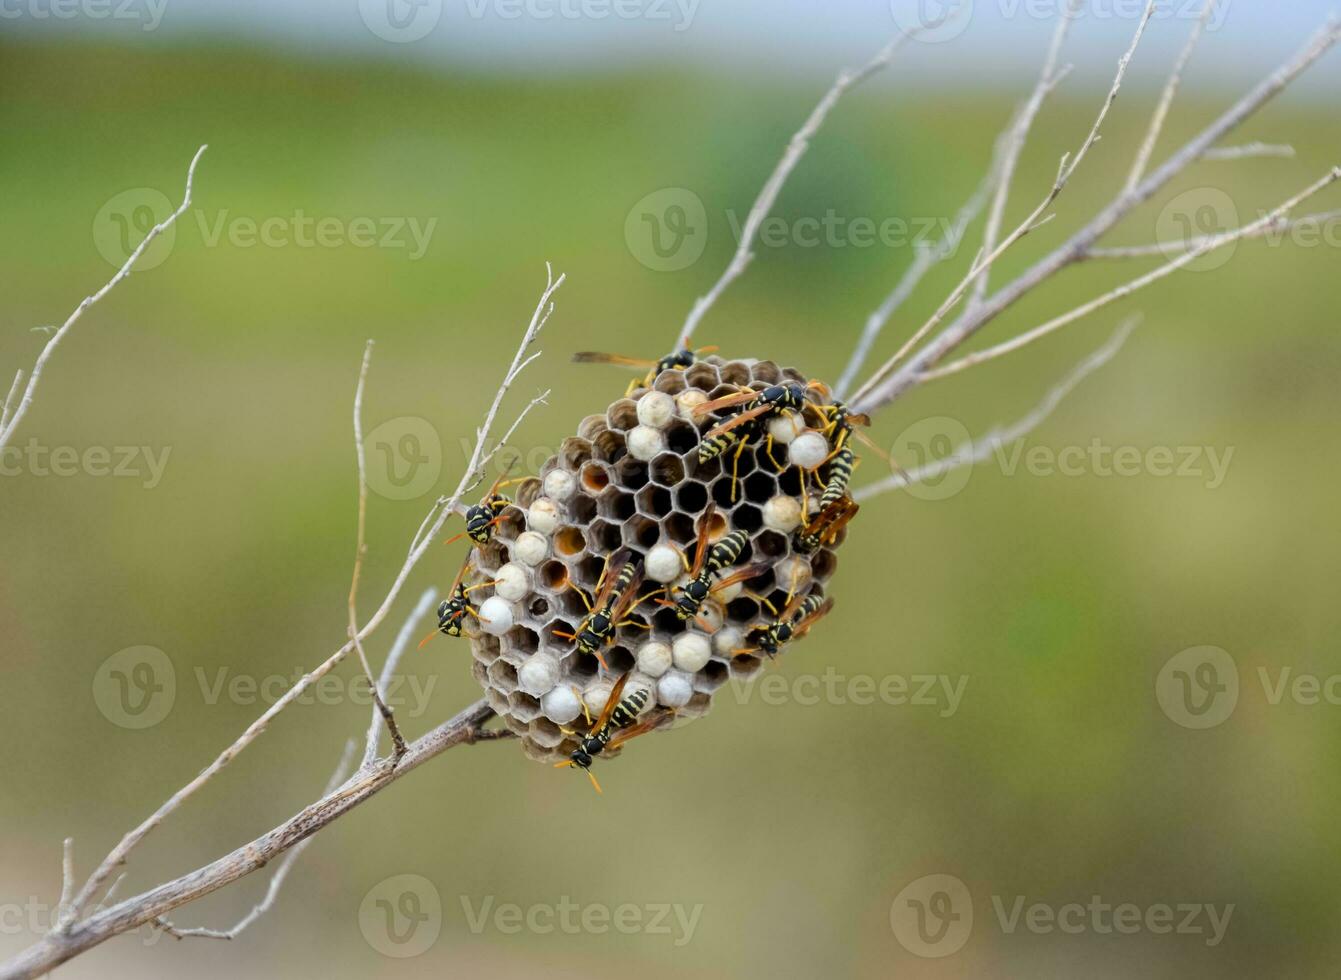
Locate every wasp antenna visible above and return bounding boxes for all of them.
[417,629,440,650]
[442,530,469,546]
[586,769,603,795]
[553,759,573,769]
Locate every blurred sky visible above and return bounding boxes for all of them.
[2,0,1338,91]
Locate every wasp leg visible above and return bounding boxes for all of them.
[764,432,787,472]
[730,436,749,503]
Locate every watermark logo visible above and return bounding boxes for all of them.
[891,873,974,957]
[0,0,168,31]
[459,895,703,944]
[359,874,443,957]
[92,188,175,270]
[93,645,176,729]
[890,0,973,43]
[891,416,973,501]
[462,0,700,30]
[359,0,443,42]
[1156,186,1240,273]
[1156,645,1239,729]
[364,416,442,500]
[625,187,708,272]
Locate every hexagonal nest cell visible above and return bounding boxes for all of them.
[447,356,853,765]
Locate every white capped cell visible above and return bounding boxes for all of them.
[656,671,694,708]
[767,412,806,445]
[627,425,667,462]
[527,497,562,535]
[541,685,582,726]
[789,431,830,470]
[636,641,673,678]
[513,531,549,566]
[674,389,709,419]
[493,562,531,602]
[636,391,676,429]
[763,494,803,533]
[645,544,684,583]
[542,468,577,501]
[672,633,712,672]
[477,597,514,636]
[517,653,560,697]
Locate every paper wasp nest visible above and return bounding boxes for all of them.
[463,357,847,763]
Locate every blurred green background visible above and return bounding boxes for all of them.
[2,23,1340,980]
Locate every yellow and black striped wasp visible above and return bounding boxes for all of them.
[694,380,821,499]
[552,548,659,669]
[738,591,835,660]
[808,400,903,509]
[793,496,859,556]
[417,551,496,648]
[554,672,675,794]
[660,504,765,625]
[444,465,525,548]
[572,341,718,396]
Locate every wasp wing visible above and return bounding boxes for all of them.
[688,503,718,578]
[572,351,659,369]
[701,400,777,441]
[588,671,632,735]
[791,597,835,639]
[602,707,675,753]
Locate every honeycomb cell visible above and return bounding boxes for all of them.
[811,549,838,582]
[635,484,672,519]
[743,471,777,504]
[580,460,613,494]
[650,453,686,487]
[614,456,650,490]
[731,504,763,533]
[719,361,752,386]
[684,362,720,390]
[600,490,635,520]
[750,361,781,385]
[588,519,621,553]
[571,492,598,524]
[539,560,569,593]
[508,691,541,723]
[664,512,696,546]
[754,529,788,559]
[560,436,594,470]
[486,659,519,695]
[591,430,625,464]
[606,399,639,432]
[653,371,686,396]
[554,526,587,558]
[576,415,607,442]
[528,717,566,749]
[664,418,698,455]
[673,481,708,514]
[622,515,661,550]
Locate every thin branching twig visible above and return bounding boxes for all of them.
[0,145,207,454]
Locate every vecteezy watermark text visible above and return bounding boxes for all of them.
[0,440,170,489]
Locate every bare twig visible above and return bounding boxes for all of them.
[365,587,439,768]
[833,163,997,399]
[1085,208,1341,260]
[59,265,562,928]
[1,702,505,979]
[0,146,207,454]
[1,370,25,433]
[1201,142,1297,162]
[970,0,1079,311]
[851,3,1158,400]
[674,29,927,350]
[849,17,1341,415]
[854,319,1139,502]
[347,339,406,761]
[151,740,357,942]
[1125,0,1216,192]
[921,168,1340,382]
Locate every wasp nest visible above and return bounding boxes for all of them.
[460,357,849,763]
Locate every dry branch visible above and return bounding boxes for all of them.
[0,145,207,454]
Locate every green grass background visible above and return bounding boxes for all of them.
[1,35,1339,979]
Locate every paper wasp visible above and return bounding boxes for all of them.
[739,591,834,660]
[572,341,718,396]
[809,400,903,509]
[554,672,674,793]
[444,466,524,548]
[417,551,496,647]
[793,496,859,556]
[660,504,763,624]
[552,548,658,669]
[695,381,819,499]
